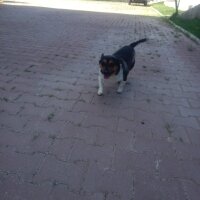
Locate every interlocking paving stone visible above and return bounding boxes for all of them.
[1,0,200,199]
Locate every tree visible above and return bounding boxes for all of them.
[174,0,181,16]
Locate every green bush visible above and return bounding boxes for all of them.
[152,2,200,39]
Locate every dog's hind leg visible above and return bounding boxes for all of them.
[117,81,126,94]
[116,65,127,93]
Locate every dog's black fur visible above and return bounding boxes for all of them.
[99,38,147,81]
[98,38,147,95]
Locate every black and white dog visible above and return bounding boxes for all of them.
[98,38,147,95]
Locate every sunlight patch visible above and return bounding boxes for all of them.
[3,0,159,17]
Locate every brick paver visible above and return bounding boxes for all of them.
[0,0,200,199]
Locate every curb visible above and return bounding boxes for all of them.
[168,19,200,45]
[151,6,164,16]
[151,6,200,45]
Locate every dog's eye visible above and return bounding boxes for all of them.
[100,61,106,66]
[100,64,106,70]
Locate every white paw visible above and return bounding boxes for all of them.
[97,89,103,96]
[117,84,124,94]
[117,81,126,94]
[117,88,123,94]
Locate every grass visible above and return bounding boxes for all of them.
[47,113,55,122]
[2,97,8,102]
[24,69,31,72]
[187,44,194,52]
[152,2,200,39]
[49,134,56,140]
[32,134,40,141]
[152,2,176,16]
[165,123,173,136]
[170,16,200,39]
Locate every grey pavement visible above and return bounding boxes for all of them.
[0,0,200,199]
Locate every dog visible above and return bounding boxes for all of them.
[98,38,147,96]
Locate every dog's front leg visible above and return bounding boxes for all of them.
[98,72,104,96]
[117,81,126,94]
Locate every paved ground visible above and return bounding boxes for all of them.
[0,0,200,199]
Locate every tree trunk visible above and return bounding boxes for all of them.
[174,0,180,16]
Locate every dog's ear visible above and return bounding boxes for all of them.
[99,54,104,64]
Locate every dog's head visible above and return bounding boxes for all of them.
[99,54,120,79]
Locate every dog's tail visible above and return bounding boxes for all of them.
[130,38,147,48]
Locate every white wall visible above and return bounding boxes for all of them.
[165,0,200,11]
